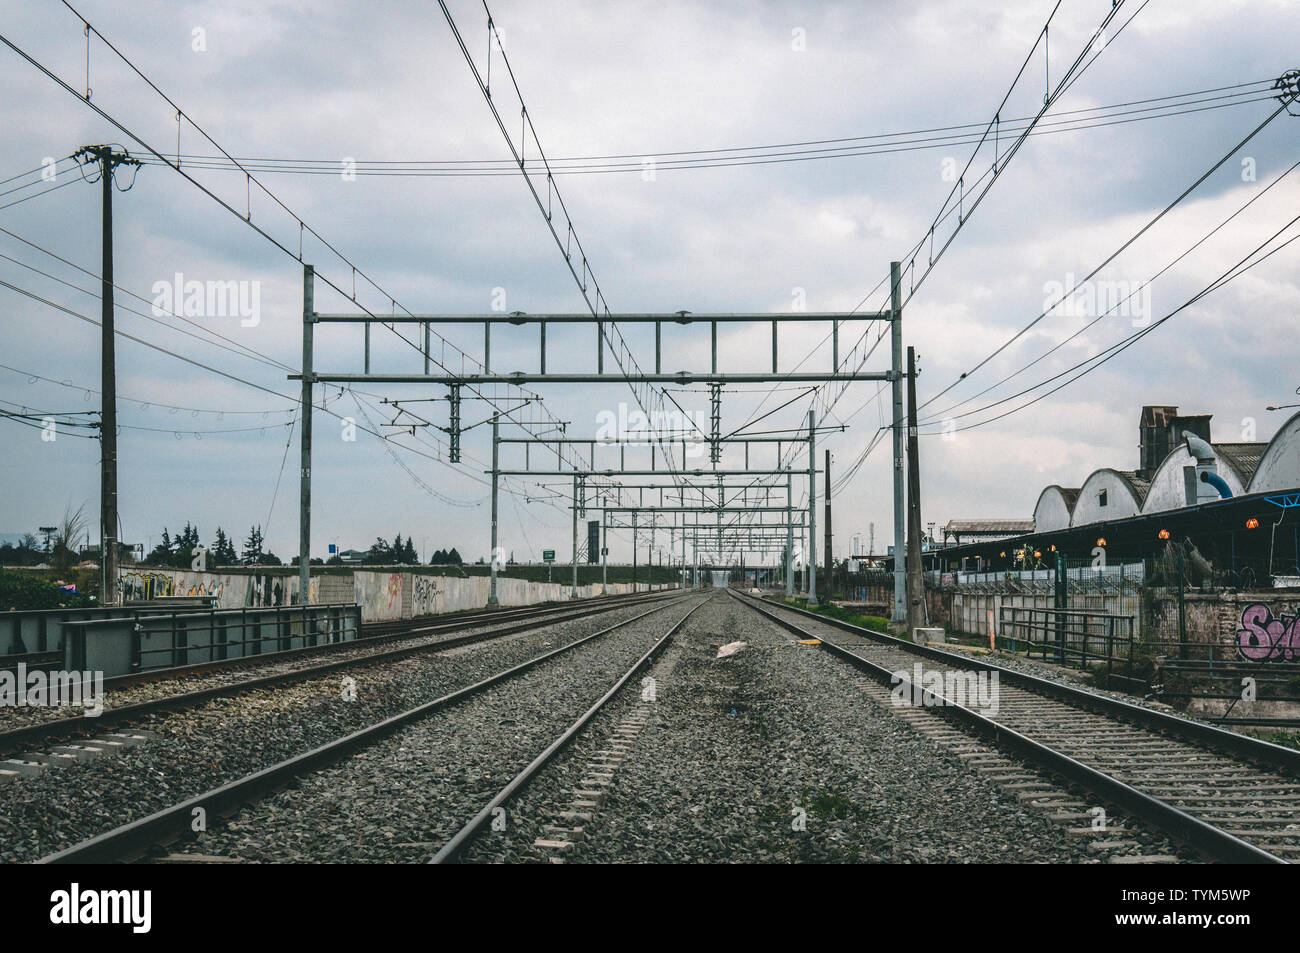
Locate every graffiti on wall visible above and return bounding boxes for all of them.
[121,570,313,607]
[1236,604,1300,661]
[244,573,318,607]
[411,575,440,616]
[121,571,176,601]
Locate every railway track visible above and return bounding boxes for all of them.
[429,597,706,863]
[37,593,698,863]
[0,589,678,757]
[732,590,1300,864]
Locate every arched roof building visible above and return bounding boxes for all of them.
[1248,410,1300,494]
[1070,469,1150,526]
[1141,442,1263,514]
[1032,486,1078,533]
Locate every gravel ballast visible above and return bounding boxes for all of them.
[150,596,706,863]
[0,595,689,862]
[463,593,1185,863]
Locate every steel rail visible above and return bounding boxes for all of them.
[39,595,692,863]
[0,591,679,757]
[429,596,709,863]
[731,591,1286,864]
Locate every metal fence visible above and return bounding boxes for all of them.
[62,603,363,678]
[0,597,218,656]
[997,605,1137,677]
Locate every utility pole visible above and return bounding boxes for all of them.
[786,471,794,598]
[905,346,925,638]
[601,507,608,595]
[299,264,314,607]
[77,145,140,607]
[571,475,579,598]
[488,415,500,605]
[631,510,638,594]
[824,448,832,600]
[890,261,906,623]
[807,408,818,606]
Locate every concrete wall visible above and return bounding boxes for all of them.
[123,567,662,623]
[119,568,316,609]
[1146,588,1300,662]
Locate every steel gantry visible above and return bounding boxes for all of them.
[293,265,907,617]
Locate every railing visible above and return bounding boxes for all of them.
[0,598,218,655]
[997,605,1137,677]
[61,603,363,678]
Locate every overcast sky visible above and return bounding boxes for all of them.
[1,0,1297,566]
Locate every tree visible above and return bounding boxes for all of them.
[211,527,238,568]
[242,525,266,565]
[261,550,283,566]
[146,528,174,566]
[364,536,392,565]
[430,548,448,565]
[173,522,201,568]
[447,547,463,565]
[401,536,418,563]
[52,503,90,572]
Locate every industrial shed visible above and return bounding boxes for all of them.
[1070,469,1150,526]
[1032,486,1079,533]
[1248,410,1300,494]
[1141,442,1263,513]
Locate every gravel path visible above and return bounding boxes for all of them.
[0,595,687,863]
[149,596,706,863]
[464,593,1184,863]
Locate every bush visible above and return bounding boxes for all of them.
[0,572,95,610]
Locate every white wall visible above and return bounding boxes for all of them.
[1250,411,1300,493]
[1143,445,1248,513]
[1071,470,1143,526]
[1032,487,1074,533]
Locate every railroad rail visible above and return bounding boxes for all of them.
[0,589,678,757]
[38,594,695,863]
[428,596,707,863]
[731,590,1300,864]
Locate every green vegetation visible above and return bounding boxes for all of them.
[780,597,891,632]
[0,571,95,610]
[1263,731,1300,752]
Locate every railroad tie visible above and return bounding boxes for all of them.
[854,675,1180,864]
[531,648,680,862]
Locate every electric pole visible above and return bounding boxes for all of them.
[76,145,140,607]
[905,346,925,638]
[824,448,832,600]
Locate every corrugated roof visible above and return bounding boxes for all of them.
[1213,442,1267,484]
[1114,470,1151,504]
[943,519,1035,535]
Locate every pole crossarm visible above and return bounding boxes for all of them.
[312,312,892,323]
[491,468,822,477]
[297,372,888,384]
